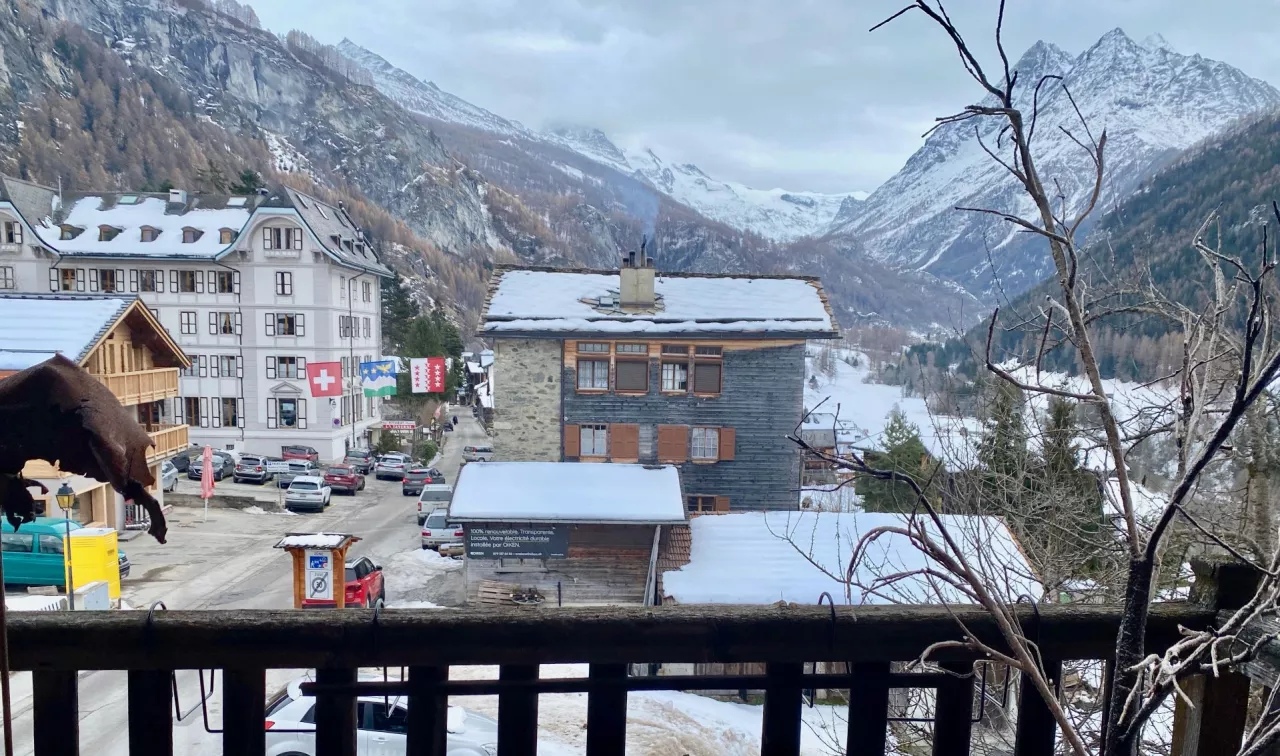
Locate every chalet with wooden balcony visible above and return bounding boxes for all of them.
[0,292,190,529]
[482,251,839,514]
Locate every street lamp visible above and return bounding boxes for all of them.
[55,483,77,610]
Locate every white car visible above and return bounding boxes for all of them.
[265,675,497,756]
[284,476,332,513]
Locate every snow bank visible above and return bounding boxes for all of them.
[382,548,462,604]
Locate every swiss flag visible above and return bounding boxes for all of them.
[307,361,343,397]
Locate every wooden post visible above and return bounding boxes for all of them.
[845,662,891,755]
[333,545,348,609]
[223,666,266,756]
[33,669,79,755]
[585,664,628,755]
[315,667,358,756]
[406,666,448,756]
[1013,660,1061,756]
[761,662,804,756]
[128,670,173,756]
[290,550,304,609]
[497,665,539,756]
[933,662,974,756]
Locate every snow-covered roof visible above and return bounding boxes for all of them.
[0,294,132,371]
[274,533,359,550]
[33,195,255,258]
[661,511,1038,605]
[450,462,686,524]
[474,381,493,408]
[465,361,484,374]
[483,268,838,338]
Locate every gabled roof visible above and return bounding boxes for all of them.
[0,293,188,372]
[482,267,839,338]
[450,462,686,524]
[0,176,58,228]
[281,187,391,276]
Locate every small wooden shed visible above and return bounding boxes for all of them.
[449,462,687,607]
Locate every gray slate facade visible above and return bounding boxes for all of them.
[562,344,806,511]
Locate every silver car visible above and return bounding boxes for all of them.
[420,508,464,550]
[276,460,318,488]
[374,453,412,480]
[159,460,179,492]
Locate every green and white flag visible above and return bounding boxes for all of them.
[360,360,397,397]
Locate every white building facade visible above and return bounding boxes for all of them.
[0,176,390,461]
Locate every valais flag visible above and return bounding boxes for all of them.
[306,361,344,397]
[410,357,447,393]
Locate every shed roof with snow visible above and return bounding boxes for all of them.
[449,462,686,524]
[482,267,838,339]
[661,511,1038,606]
[0,293,187,373]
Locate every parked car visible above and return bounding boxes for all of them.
[233,454,280,485]
[374,453,412,480]
[417,484,454,525]
[401,468,444,496]
[462,445,494,463]
[443,421,454,432]
[265,675,498,755]
[168,447,202,473]
[284,476,331,512]
[323,465,365,495]
[1,518,130,587]
[421,509,465,550]
[276,460,319,488]
[342,556,384,608]
[343,448,375,475]
[159,460,179,493]
[282,445,320,464]
[187,452,235,481]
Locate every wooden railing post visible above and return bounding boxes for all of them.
[406,666,448,756]
[761,662,804,756]
[932,662,974,756]
[223,666,266,756]
[33,669,79,756]
[585,663,628,755]
[128,670,173,756]
[315,667,358,756]
[1013,659,1061,756]
[497,665,539,756]
[845,662,890,755]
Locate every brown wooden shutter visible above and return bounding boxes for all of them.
[719,428,736,461]
[657,425,688,463]
[564,424,580,459]
[611,424,639,460]
[714,496,730,512]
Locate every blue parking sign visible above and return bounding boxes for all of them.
[309,554,329,569]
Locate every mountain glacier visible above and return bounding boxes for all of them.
[826,28,1280,299]
[339,40,859,241]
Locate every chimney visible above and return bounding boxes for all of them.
[168,189,188,205]
[619,235,656,308]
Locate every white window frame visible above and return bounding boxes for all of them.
[661,362,688,392]
[577,359,609,390]
[0,266,13,290]
[179,311,197,335]
[579,425,608,457]
[691,428,720,460]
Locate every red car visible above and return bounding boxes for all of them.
[323,465,365,495]
[302,556,384,608]
[282,445,320,464]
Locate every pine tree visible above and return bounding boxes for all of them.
[230,168,264,195]
[380,273,418,352]
[856,407,937,512]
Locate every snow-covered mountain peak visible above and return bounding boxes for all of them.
[1141,33,1176,53]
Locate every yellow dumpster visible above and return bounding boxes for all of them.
[65,528,121,600]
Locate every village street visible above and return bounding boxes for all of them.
[3,411,487,755]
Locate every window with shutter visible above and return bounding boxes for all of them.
[563,424,580,458]
[267,398,277,429]
[195,270,205,293]
[579,425,608,457]
[266,357,277,379]
[296,314,305,336]
[236,398,245,428]
[170,270,179,292]
[47,269,57,292]
[208,312,217,335]
[234,312,242,335]
[719,428,736,461]
[129,269,139,292]
[265,313,275,336]
[576,360,608,390]
[211,398,222,428]
[236,356,244,378]
[154,270,165,292]
[691,428,720,460]
[298,399,307,429]
[615,360,648,392]
[693,362,722,394]
[686,495,716,513]
[199,397,209,428]
[657,425,689,463]
[89,269,99,291]
[714,496,730,512]
[610,424,639,460]
[75,269,85,291]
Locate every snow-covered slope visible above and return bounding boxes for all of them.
[338,40,861,241]
[550,127,863,240]
[828,29,1280,298]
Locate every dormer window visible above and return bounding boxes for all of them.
[98,225,122,242]
[2,221,21,245]
[343,239,354,252]
[140,226,160,242]
[59,225,83,240]
[264,227,304,252]
[219,228,236,244]
[182,227,202,243]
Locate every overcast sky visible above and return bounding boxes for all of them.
[253,1,1280,195]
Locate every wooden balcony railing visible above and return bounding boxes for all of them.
[146,423,189,463]
[92,367,180,406]
[5,595,1263,756]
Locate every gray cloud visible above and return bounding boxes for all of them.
[252,0,1280,194]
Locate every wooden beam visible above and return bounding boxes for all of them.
[845,662,890,754]
[585,664,628,755]
[128,670,173,756]
[761,662,803,756]
[33,670,78,756]
[223,667,266,756]
[932,662,973,756]
[497,665,538,756]
[3,604,1212,672]
[405,666,447,756]
[1171,672,1250,756]
[315,667,358,756]
[1013,660,1060,756]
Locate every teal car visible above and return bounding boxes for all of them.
[0,518,130,588]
